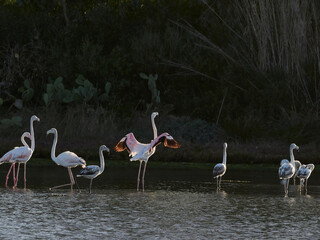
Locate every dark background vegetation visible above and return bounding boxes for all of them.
[1,0,320,163]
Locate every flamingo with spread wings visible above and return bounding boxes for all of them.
[114,112,180,191]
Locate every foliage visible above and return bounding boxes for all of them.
[139,73,160,105]
[0,116,22,128]
[18,79,34,102]
[1,0,320,142]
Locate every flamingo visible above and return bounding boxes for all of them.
[213,143,227,190]
[0,132,32,188]
[13,115,40,188]
[278,143,299,196]
[296,163,315,193]
[114,112,181,191]
[47,128,86,190]
[77,145,110,193]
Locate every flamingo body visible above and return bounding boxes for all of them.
[78,165,100,179]
[0,147,32,164]
[296,164,312,180]
[213,163,226,179]
[54,151,86,168]
[278,162,295,179]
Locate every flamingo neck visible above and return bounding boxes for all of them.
[290,147,295,164]
[151,115,157,139]
[30,119,36,151]
[50,131,58,162]
[99,149,105,173]
[21,135,29,148]
[222,146,227,165]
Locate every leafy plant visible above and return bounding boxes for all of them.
[99,81,112,102]
[139,73,160,104]
[43,77,73,106]
[72,74,98,103]
[0,116,22,128]
[18,79,34,102]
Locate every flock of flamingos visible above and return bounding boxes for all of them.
[0,113,316,195]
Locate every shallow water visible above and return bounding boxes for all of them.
[0,165,319,239]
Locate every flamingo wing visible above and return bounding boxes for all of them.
[114,133,146,156]
[56,151,86,167]
[279,163,294,179]
[149,133,181,150]
[213,163,226,178]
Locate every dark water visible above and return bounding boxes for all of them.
[0,165,319,239]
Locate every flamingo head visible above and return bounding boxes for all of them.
[46,128,57,135]
[31,115,40,122]
[307,163,315,171]
[223,142,228,149]
[290,143,299,151]
[151,112,159,119]
[100,145,110,154]
[23,132,32,140]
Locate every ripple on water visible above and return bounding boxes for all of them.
[0,167,319,239]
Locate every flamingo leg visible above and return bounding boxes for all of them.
[142,161,148,192]
[137,161,142,191]
[49,167,75,190]
[89,179,93,194]
[12,164,16,189]
[24,163,27,189]
[216,177,219,190]
[14,163,21,188]
[5,164,14,188]
[305,179,308,194]
[219,177,222,189]
[293,177,296,186]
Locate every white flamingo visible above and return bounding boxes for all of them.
[0,132,32,188]
[213,143,227,190]
[278,143,299,196]
[13,115,40,188]
[114,112,181,191]
[77,145,110,193]
[296,163,315,193]
[47,128,86,190]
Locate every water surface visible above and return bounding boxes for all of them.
[0,165,319,239]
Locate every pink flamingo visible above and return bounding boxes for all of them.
[13,115,40,188]
[0,132,31,187]
[47,128,86,190]
[0,132,32,188]
[114,112,181,191]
